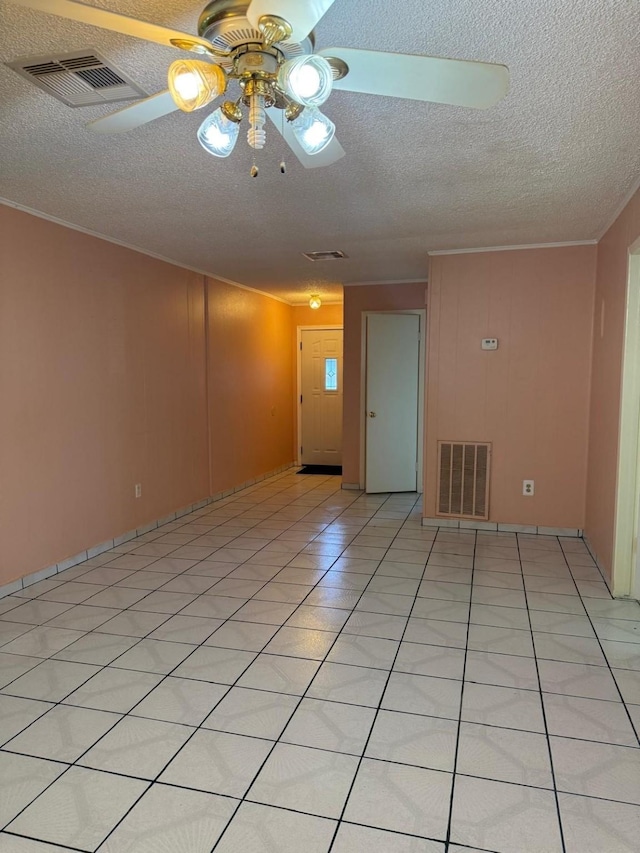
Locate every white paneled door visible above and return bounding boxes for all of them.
[300,328,343,465]
[365,312,421,493]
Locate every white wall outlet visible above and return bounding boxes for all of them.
[522,480,535,496]
[135,483,142,499]
[481,338,499,350]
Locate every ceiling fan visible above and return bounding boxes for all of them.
[8,0,510,170]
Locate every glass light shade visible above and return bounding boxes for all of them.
[197,108,240,158]
[278,55,333,107]
[291,108,335,155]
[309,294,322,309]
[168,60,227,112]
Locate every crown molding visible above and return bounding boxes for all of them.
[428,240,597,256]
[343,278,428,287]
[0,197,291,305]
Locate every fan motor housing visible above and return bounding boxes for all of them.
[198,0,314,57]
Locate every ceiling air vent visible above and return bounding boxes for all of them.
[303,251,348,262]
[437,441,491,520]
[6,50,147,107]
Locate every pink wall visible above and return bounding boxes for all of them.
[585,187,640,580]
[207,279,294,494]
[342,283,428,484]
[426,247,596,528]
[0,206,209,586]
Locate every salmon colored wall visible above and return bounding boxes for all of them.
[291,303,344,460]
[426,247,596,528]
[343,283,428,485]
[206,279,294,494]
[585,187,640,580]
[0,206,209,586]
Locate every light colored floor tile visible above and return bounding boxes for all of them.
[160,728,272,797]
[281,698,376,754]
[52,632,138,665]
[38,582,107,604]
[343,757,451,840]
[5,704,119,762]
[7,766,147,850]
[97,610,171,638]
[203,686,298,739]
[601,639,640,670]
[286,605,351,632]
[237,654,320,696]
[530,611,595,638]
[128,590,198,613]
[527,591,586,614]
[403,617,468,649]
[307,661,389,707]
[80,716,194,779]
[0,751,65,826]
[533,632,607,666]
[205,620,280,651]
[382,672,462,720]
[0,835,71,852]
[332,823,444,852]
[467,625,534,657]
[229,600,298,625]
[215,801,336,853]
[394,641,465,679]
[82,587,149,609]
[2,626,84,658]
[147,614,223,644]
[0,653,43,689]
[171,645,256,683]
[538,659,620,700]
[2,659,100,701]
[180,595,247,620]
[551,736,640,804]
[417,581,471,602]
[457,721,553,787]
[326,635,399,669]
[64,668,163,713]
[558,792,640,853]
[613,668,640,704]
[583,599,640,620]
[247,742,359,819]
[470,603,530,630]
[462,682,545,732]
[263,627,338,660]
[543,692,638,746]
[130,676,228,725]
[46,605,120,632]
[365,709,457,772]
[3,600,73,625]
[592,617,640,644]
[0,694,53,743]
[449,775,563,852]
[471,586,527,608]
[411,599,470,623]
[342,611,407,640]
[355,592,414,617]
[464,650,539,690]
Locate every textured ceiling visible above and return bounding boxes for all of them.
[1,0,639,303]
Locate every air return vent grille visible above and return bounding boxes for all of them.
[437,441,491,520]
[6,50,147,107]
[303,251,348,262]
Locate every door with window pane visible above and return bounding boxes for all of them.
[300,328,343,465]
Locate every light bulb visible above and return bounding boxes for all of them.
[167,60,227,112]
[197,108,240,158]
[278,55,333,107]
[290,108,335,155]
[309,294,322,310]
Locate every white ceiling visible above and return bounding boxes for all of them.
[1,0,639,303]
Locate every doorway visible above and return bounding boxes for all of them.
[361,310,425,493]
[297,326,343,466]
[613,242,640,599]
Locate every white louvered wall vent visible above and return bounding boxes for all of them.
[6,51,147,107]
[437,441,491,520]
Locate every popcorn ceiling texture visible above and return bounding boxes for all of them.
[0,0,639,302]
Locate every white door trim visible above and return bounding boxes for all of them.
[612,239,640,598]
[359,309,426,492]
[296,325,343,466]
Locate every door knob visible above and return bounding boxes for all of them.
[367,411,376,418]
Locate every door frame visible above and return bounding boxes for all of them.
[359,309,426,492]
[612,239,640,598]
[296,325,344,466]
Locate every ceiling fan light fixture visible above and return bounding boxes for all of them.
[309,294,322,309]
[167,59,227,112]
[278,55,333,107]
[197,106,240,158]
[290,107,335,155]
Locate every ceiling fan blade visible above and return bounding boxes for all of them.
[8,0,217,55]
[247,0,337,42]
[87,90,178,134]
[318,47,509,109]
[266,108,345,169]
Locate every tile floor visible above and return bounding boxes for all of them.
[0,471,639,852]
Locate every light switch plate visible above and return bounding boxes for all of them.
[481,338,499,350]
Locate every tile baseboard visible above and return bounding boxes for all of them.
[421,517,583,537]
[0,461,296,600]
